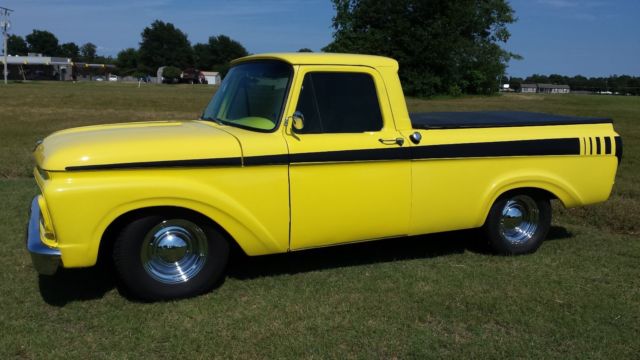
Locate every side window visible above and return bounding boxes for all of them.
[295,72,383,134]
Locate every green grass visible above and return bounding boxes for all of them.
[0,82,214,178]
[0,82,638,358]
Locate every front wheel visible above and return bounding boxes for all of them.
[483,192,551,255]
[113,213,229,301]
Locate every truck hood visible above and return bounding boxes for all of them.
[35,120,241,171]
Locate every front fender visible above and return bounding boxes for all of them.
[44,167,290,267]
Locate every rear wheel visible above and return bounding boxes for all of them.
[484,192,551,255]
[113,213,229,301]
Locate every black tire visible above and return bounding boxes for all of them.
[483,191,551,255]
[113,212,229,301]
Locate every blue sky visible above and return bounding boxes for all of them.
[3,0,639,77]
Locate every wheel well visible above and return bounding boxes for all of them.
[481,187,557,228]
[97,206,244,266]
[498,187,558,201]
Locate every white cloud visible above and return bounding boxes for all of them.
[535,0,607,21]
[537,0,606,8]
[537,0,578,8]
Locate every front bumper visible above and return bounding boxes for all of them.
[26,196,61,275]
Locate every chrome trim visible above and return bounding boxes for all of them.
[26,196,61,275]
[292,110,305,131]
[498,195,540,245]
[409,131,422,144]
[36,166,49,180]
[33,139,43,151]
[140,219,208,284]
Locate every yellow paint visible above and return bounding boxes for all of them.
[282,64,411,249]
[32,53,620,268]
[233,53,399,69]
[37,166,290,267]
[36,120,240,171]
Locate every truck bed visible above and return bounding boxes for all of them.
[410,111,612,130]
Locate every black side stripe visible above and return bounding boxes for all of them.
[604,137,612,155]
[596,137,602,155]
[589,137,593,155]
[243,154,289,166]
[411,138,579,159]
[64,137,582,171]
[615,136,623,163]
[290,147,411,163]
[65,157,241,171]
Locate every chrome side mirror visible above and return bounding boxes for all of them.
[409,131,422,144]
[292,111,305,132]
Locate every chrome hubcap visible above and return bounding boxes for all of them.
[140,219,208,284]
[499,195,540,245]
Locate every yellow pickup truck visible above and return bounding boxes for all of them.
[27,53,621,300]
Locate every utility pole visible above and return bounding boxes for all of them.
[1,6,13,85]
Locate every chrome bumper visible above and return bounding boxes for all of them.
[26,196,61,275]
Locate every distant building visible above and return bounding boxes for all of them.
[0,54,115,81]
[519,83,570,94]
[202,71,222,85]
[538,84,570,94]
[1,54,72,80]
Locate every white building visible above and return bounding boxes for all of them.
[519,83,570,94]
[0,54,115,81]
[538,84,570,94]
[202,71,222,85]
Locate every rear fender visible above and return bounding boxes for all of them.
[477,172,582,226]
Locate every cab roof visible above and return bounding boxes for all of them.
[231,53,399,70]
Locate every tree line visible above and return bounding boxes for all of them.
[118,20,249,78]
[8,30,106,64]
[508,75,640,95]
[6,20,249,78]
[6,4,638,95]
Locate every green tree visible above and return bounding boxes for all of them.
[508,76,523,91]
[193,35,248,75]
[161,66,182,83]
[139,20,194,70]
[298,48,313,52]
[568,75,588,91]
[323,0,519,96]
[7,35,28,55]
[627,77,640,95]
[548,74,567,84]
[80,42,97,63]
[525,74,549,84]
[193,43,213,69]
[209,35,248,65]
[25,29,59,55]
[94,55,115,65]
[116,48,141,74]
[59,42,80,60]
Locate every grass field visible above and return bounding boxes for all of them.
[0,82,638,358]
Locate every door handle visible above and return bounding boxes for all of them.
[379,137,405,146]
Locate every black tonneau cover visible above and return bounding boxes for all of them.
[411,111,612,130]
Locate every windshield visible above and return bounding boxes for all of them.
[201,61,292,132]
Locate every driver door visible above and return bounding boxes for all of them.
[285,66,411,250]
